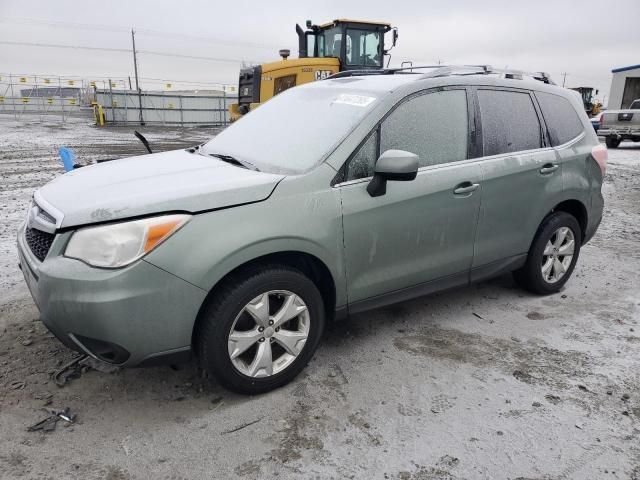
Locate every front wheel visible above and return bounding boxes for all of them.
[197,265,325,394]
[605,136,621,148]
[513,212,582,295]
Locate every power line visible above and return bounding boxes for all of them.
[0,17,282,51]
[0,40,130,54]
[0,40,261,64]
[138,49,259,64]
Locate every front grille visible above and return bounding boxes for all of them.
[25,227,55,262]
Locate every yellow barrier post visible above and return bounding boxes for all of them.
[95,104,105,126]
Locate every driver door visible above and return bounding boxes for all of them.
[337,88,482,310]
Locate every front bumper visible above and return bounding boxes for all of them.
[17,226,207,366]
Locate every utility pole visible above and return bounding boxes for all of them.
[562,72,567,87]
[131,29,145,125]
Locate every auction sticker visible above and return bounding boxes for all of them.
[333,94,376,107]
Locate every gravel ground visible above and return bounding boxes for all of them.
[0,114,639,480]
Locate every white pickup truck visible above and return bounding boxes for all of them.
[599,99,640,148]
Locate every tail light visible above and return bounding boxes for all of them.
[592,144,608,176]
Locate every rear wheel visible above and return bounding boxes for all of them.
[513,212,581,295]
[197,265,325,394]
[605,136,621,148]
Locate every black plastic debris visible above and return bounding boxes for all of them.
[53,354,120,387]
[53,356,85,387]
[27,407,76,432]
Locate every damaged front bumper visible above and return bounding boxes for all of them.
[17,224,207,367]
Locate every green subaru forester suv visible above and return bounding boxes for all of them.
[18,66,607,394]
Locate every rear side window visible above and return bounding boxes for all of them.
[536,92,584,145]
[477,89,542,156]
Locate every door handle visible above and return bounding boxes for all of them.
[539,163,559,174]
[453,182,479,195]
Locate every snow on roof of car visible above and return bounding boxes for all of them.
[305,74,421,93]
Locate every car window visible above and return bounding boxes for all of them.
[477,89,542,155]
[381,90,468,167]
[536,92,585,146]
[346,131,378,181]
[344,90,468,181]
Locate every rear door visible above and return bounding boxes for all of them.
[471,87,561,278]
[338,88,482,307]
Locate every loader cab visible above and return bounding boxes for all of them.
[300,19,396,70]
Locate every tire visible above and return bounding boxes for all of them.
[605,136,621,148]
[513,212,582,295]
[197,265,325,394]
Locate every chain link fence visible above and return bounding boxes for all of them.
[0,73,237,126]
[0,73,88,122]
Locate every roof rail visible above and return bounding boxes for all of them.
[327,64,555,84]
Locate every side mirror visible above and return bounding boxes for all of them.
[367,149,419,197]
[392,28,399,47]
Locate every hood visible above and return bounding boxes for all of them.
[38,149,284,228]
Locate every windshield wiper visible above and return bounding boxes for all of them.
[207,153,259,171]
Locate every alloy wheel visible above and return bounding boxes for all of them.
[541,226,575,284]
[227,290,310,378]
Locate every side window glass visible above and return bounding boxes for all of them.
[536,92,584,145]
[346,131,378,181]
[477,89,541,156]
[346,29,381,67]
[380,90,468,167]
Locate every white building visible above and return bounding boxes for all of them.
[608,64,640,109]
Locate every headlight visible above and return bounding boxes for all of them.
[65,214,190,268]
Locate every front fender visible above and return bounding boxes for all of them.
[145,167,346,307]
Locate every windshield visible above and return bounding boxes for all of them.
[202,85,379,174]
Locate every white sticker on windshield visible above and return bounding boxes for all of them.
[333,94,376,107]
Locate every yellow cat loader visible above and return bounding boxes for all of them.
[229,19,398,121]
[569,87,602,117]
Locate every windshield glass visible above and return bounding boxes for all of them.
[202,85,379,174]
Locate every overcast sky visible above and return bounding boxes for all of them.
[1,0,639,104]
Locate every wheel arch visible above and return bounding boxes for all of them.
[191,250,338,352]
[550,199,588,241]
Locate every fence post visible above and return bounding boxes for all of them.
[223,89,227,125]
[179,95,184,127]
[59,76,65,123]
[109,79,115,125]
[8,74,18,121]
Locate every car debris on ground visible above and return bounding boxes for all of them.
[27,407,76,432]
